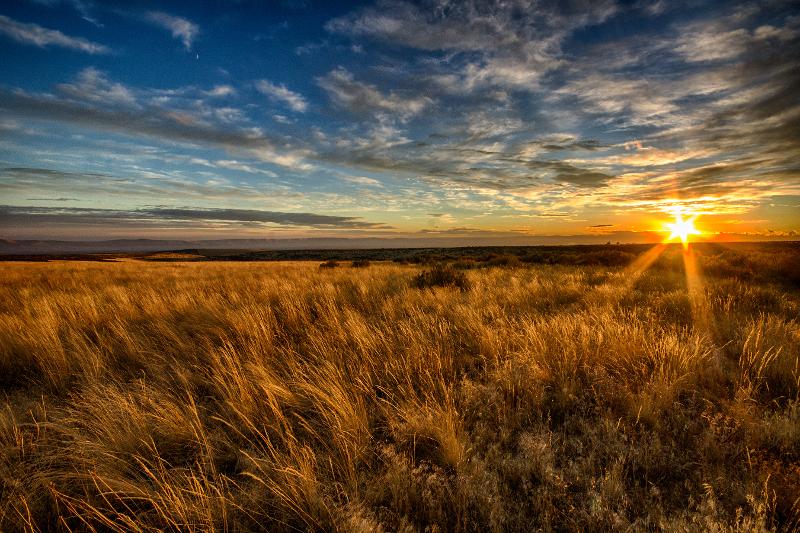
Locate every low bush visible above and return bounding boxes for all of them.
[452,259,479,270]
[319,260,339,268]
[413,264,471,291]
[486,254,522,267]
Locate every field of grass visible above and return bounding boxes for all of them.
[1,244,799,531]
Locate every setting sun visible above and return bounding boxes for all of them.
[665,212,701,248]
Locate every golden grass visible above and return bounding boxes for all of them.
[0,256,799,531]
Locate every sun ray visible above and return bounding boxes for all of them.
[623,243,667,288]
[658,209,713,337]
[681,245,714,340]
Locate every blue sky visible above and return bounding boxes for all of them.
[1,0,798,243]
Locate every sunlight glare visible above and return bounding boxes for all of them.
[665,212,701,248]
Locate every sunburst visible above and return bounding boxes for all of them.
[665,212,701,248]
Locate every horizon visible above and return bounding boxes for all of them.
[2,234,798,257]
[1,0,799,243]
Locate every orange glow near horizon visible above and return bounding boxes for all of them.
[664,211,701,248]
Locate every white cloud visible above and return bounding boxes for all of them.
[674,24,749,62]
[214,159,278,177]
[0,14,109,54]
[342,175,383,187]
[146,11,199,51]
[673,18,799,64]
[255,80,308,112]
[206,85,236,97]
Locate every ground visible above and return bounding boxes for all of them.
[1,244,799,531]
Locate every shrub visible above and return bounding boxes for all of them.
[486,254,522,267]
[319,260,339,269]
[351,259,371,268]
[413,264,470,291]
[452,259,478,270]
[580,250,636,266]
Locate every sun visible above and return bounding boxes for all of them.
[665,212,701,248]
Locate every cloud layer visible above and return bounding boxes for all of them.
[0,205,391,230]
[1,0,798,239]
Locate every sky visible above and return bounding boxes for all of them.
[0,0,798,244]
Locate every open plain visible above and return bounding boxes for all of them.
[1,244,799,531]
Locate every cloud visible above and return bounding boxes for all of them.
[56,67,138,107]
[320,3,796,198]
[3,1,799,234]
[0,205,392,230]
[325,0,615,53]
[255,80,308,112]
[212,160,277,176]
[674,18,798,63]
[147,207,390,228]
[25,197,79,201]
[0,85,310,169]
[552,169,611,188]
[553,73,678,127]
[30,0,103,27]
[206,85,236,97]
[318,67,430,118]
[573,146,712,168]
[146,11,199,51]
[0,14,109,54]
[326,0,617,91]
[342,175,383,187]
[674,24,750,63]
[0,166,297,204]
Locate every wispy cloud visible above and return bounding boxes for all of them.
[341,175,383,187]
[0,205,392,230]
[0,14,109,53]
[29,0,103,27]
[326,0,616,91]
[145,11,199,51]
[206,85,236,98]
[317,67,430,119]
[0,77,310,169]
[57,67,138,107]
[0,166,296,204]
[255,80,308,112]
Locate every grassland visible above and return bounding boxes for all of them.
[1,244,799,531]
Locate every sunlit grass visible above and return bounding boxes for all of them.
[0,253,798,531]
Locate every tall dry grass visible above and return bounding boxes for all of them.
[0,253,798,531]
